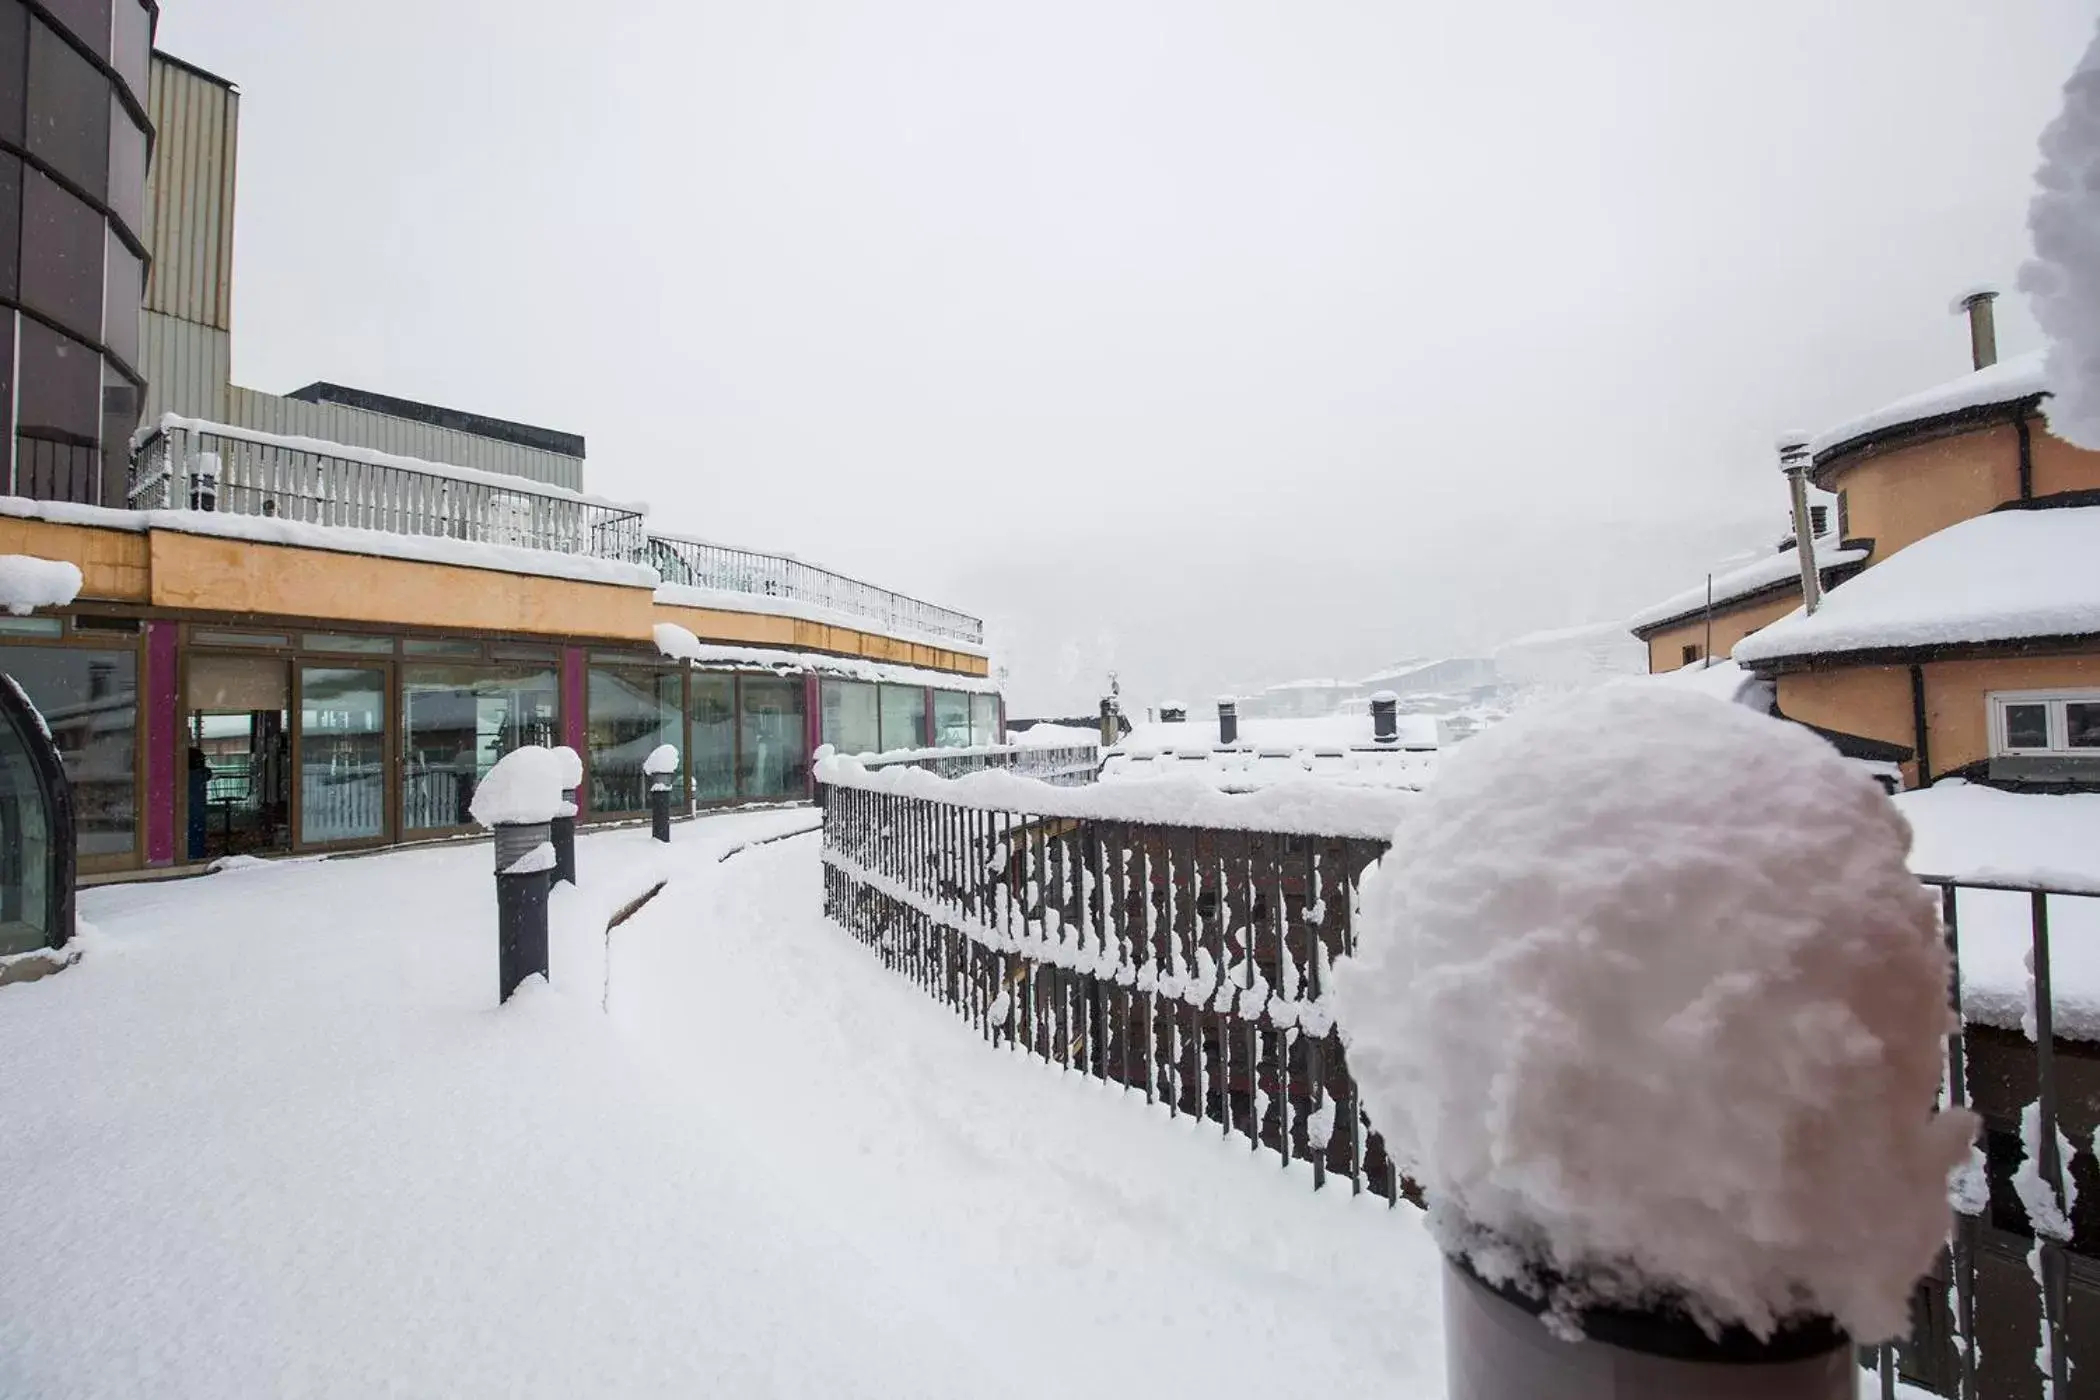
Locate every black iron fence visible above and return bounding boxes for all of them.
[820,772,2100,1400]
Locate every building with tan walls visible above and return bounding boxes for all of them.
[0,40,998,885]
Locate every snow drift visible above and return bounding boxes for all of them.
[2021,17,2100,451]
[1333,686,1974,1343]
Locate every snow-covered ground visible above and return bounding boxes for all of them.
[0,811,1443,1398]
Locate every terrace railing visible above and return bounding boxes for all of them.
[857,742,1099,787]
[130,420,649,563]
[648,532,985,648]
[818,762,2100,1400]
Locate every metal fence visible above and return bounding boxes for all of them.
[130,422,648,562]
[857,743,1099,787]
[820,774,2100,1400]
[648,533,985,648]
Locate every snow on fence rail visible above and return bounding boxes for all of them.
[130,421,649,562]
[647,532,985,648]
[818,763,2100,1400]
[856,742,1100,787]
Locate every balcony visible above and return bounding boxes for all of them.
[129,419,649,562]
[648,532,985,649]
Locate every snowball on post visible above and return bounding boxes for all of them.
[551,745,584,795]
[643,744,680,793]
[1332,685,1976,1347]
[469,746,572,867]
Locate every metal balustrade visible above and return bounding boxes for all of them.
[856,743,1098,786]
[648,533,985,648]
[130,422,649,562]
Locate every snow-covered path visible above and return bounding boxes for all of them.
[0,812,1446,1398]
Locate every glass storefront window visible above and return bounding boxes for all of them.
[932,690,972,749]
[186,653,290,861]
[0,683,58,953]
[403,664,558,831]
[878,684,927,753]
[589,664,681,813]
[971,693,999,746]
[0,642,134,859]
[821,679,879,756]
[298,667,385,845]
[739,676,806,801]
[690,673,735,803]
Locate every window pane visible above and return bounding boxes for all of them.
[0,643,134,857]
[111,0,147,102]
[588,664,679,813]
[106,93,143,237]
[971,693,998,746]
[26,17,107,187]
[878,684,926,752]
[821,679,878,755]
[20,167,103,341]
[38,0,108,60]
[0,617,61,637]
[299,667,385,844]
[931,690,971,748]
[0,153,19,300]
[303,633,394,655]
[690,673,735,801]
[403,638,481,658]
[102,222,140,365]
[192,630,289,648]
[0,690,55,951]
[185,657,289,861]
[2067,703,2100,751]
[403,664,558,831]
[0,2,26,148]
[739,676,805,800]
[2004,703,2050,751]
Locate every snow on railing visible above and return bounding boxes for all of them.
[647,532,984,648]
[130,419,649,563]
[854,742,1099,787]
[818,761,2100,1394]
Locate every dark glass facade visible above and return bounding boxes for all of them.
[1,0,152,505]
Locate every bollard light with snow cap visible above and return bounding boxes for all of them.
[469,745,569,1004]
[644,744,679,843]
[549,745,582,886]
[1332,686,1976,1400]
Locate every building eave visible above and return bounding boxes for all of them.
[1739,632,2100,677]
[1808,396,2044,492]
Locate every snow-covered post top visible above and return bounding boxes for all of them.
[470,746,571,873]
[643,744,680,792]
[552,745,583,796]
[1333,686,1975,1353]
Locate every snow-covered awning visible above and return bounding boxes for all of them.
[1627,540,1868,634]
[1808,349,2047,467]
[1733,505,2100,666]
[652,623,998,693]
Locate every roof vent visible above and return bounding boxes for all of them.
[1216,697,1239,746]
[1953,287,1999,372]
[1371,691,1399,744]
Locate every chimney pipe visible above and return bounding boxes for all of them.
[1957,288,1999,371]
[1216,697,1238,746]
[1778,435,1823,616]
[1370,691,1398,744]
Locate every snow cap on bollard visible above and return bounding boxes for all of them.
[470,747,571,856]
[643,743,680,792]
[551,745,583,795]
[1332,685,1976,1347]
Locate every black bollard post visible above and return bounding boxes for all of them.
[551,788,577,885]
[649,783,671,843]
[494,820,553,1003]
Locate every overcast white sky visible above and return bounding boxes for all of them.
[158,1,2095,713]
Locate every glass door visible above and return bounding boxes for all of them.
[297,665,389,848]
[185,653,292,862]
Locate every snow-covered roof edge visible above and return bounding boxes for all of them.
[1628,540,1869,634]
[1808,349,2048,465]
[654,583,989,658]
[653,623,999,693]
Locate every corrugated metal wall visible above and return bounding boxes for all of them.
[144,57,237,331]
[140,311,230,423]
[223,387,586,491]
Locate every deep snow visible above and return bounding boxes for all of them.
[0,812,1443,1398]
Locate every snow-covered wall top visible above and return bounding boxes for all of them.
[1808,349,2048,460]
[652,623,996,692]
[815,750,1415,839]
[1733,505,2100,664]
[0,554,83,616]
[653,582,990,659]
[1627,540,1867,633]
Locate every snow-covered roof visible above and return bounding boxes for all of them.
[1734,505,2100,665]
[1112,712,1439,756]
[1009,722,1098,748]
[1809,349,2048,462]
[1627,539,1868,634]
[1099,746,1433,794]
[651,622,998,693]
[654,583,989,658]
[1639,658,1775,710]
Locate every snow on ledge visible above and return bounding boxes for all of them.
[0,554,83,615]
[815,749,1413,839]
[652,622,998,693]
[0,494,659,590]
[1808,349,2048,460]
[1627,540,1866,633]
[1734,506,2100,664]
[654,582,988,658]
